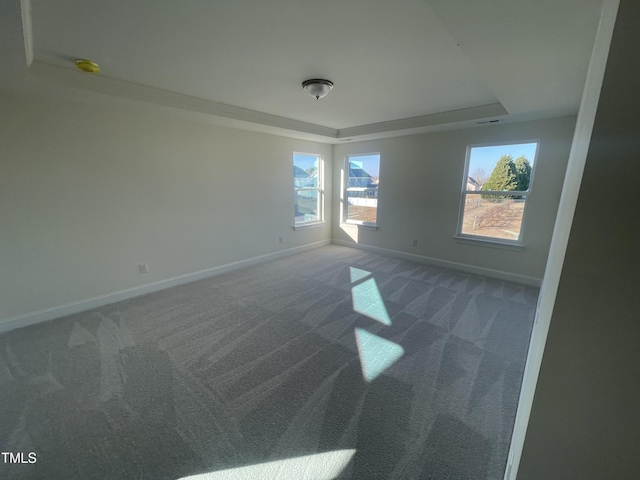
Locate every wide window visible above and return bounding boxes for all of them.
[344,154,381,225]
[458,142,538,243]
[294,153,323,225]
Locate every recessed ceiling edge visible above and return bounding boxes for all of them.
[27,60,508,142]
[20,0,34,66]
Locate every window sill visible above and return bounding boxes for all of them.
[340,222,379,231]
[454,235,524,251]
[293,221,326,231]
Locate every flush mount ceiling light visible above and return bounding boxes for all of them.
[302,79,333,100]
[74,59,100,74]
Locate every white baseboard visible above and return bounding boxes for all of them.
[331,239,542,287]
[0,240,330,334]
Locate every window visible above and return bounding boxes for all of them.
[458,142,538,243]
[294,153,323,225]
[344,154,381,225]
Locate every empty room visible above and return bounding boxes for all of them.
[2,0,638,479]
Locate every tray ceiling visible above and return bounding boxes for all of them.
[22,0,604,141]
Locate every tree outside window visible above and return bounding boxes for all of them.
[459,143,538,242]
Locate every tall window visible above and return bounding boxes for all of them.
[294,153,323,225]
[344,154,381,225]
[458,142,538,243]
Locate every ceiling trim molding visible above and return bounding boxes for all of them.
[27,60,509,142]
[20,0,33,66]
[337,103,508,138]
[28,61,339,138]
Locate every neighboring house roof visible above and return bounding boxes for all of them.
[294,165,310,178]
[467,176,481,188]
[349,167,372,179]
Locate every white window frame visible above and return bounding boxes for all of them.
[294,152,324,227]
[343,153,381,227]
[456,141,539,246]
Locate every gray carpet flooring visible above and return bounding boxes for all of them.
[0,245,538,480]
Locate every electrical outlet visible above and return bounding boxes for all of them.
[278,236,284,244]
[411,239,418,247]
[138,264,149,274]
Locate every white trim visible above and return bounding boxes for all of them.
[465,190,528,196]
[27,61,338,138]
[340,222,379,231]
[24,62,509,143]
[343,187,378,192]
[20,0,33,66]
[337,103,508,137]
[331,239,541,286]
[454,235,523,251]
[292,221,326,230]
[0,240,330,334]
[504,1,620,479]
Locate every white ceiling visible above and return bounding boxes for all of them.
[23,0,604,141]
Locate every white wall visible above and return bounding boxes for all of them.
[517,1,640,477]
[332,117,576,281]
[0,89,332,323]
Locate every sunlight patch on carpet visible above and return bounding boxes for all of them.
[355,328,404,382]
[178,449,356,480]
[351,277,391,325]
[349,267,371,283]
